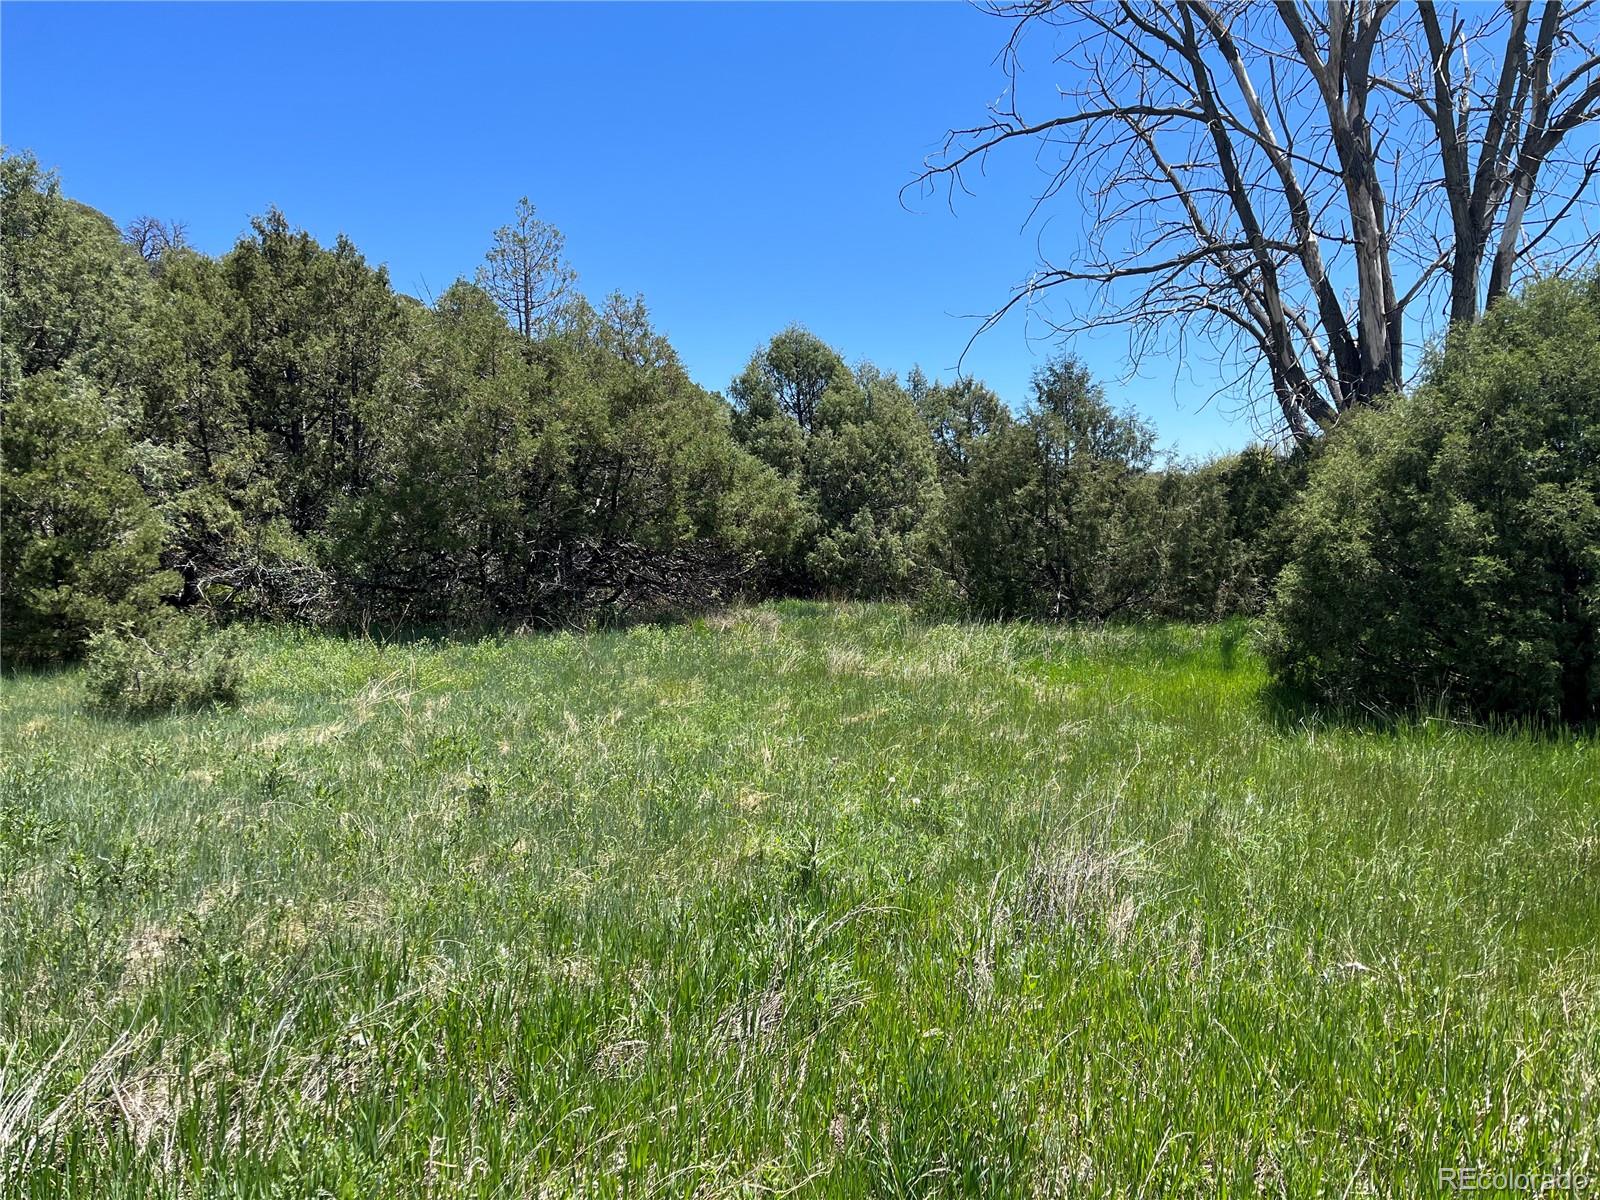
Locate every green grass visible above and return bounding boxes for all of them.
[2,602,1598,1197]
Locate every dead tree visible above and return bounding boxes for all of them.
[123,215,189,264]
[913,1,1600,443]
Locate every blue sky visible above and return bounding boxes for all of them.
[2,1,1254,456]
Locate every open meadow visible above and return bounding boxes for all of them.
[8,0,1600,1192]
[3,602,1599,1196]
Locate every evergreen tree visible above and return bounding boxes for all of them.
[2,373,175,663]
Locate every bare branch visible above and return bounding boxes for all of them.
[916,0,1600,441]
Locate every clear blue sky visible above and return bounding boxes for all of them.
[2,1,1252,457]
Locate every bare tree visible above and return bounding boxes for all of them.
[913,1,1600,443]
[123,215,189,264]
[477,197,577,338]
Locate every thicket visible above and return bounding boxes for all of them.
[1265,274,1600,724]
[3,151,1288,666]
[7,151,1594,724]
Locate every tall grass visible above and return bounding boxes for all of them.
[2,603,1597,1195]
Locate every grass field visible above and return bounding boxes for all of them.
[2,602,1598,1197]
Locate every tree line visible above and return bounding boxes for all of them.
[5,148,1596,723]
[2,151,1292,661]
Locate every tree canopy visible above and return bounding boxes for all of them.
[3,152,1281,665]
[6,141,1593,723]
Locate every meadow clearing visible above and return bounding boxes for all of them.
[2,602,1598,1196]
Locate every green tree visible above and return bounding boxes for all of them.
[805,367,941,597]
[220,210,407,540]
[731,325,851,441]
[1,151,174,659]
[336,285,801,625]
[916,373,1007,480]
[1119,447,1307,622]
[133,248,261,609]
[332,280,548,620]
[933,415,1038,616]
[2,372,176,663]
[1,152,149,401]
[929,355,1171,620]
[1026,355,1158,619]
[730,330,940,597]
[1264,273,1600,723]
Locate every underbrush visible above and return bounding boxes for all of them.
[82,620,244,717]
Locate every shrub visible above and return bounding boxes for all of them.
[1262,273,1600,723]
[809,509,928,599]
[84,619,245,716]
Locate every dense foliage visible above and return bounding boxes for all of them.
[916,363,1301,622]
[10,149,1594,724]
[1264,274,1600,723]
[3,151,1282,664]
[2,371,176,662]
[730,329,940,597]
